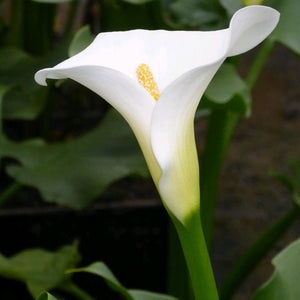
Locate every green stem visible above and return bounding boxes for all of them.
[58,280,95,300]
[200,39,276,249]
[245,39,275,90]
[219,205,300,300]
[172,212,219,300]
[64,0,79,35]
[23,1,56,55]
[200,110,239,249]
[0,182,22,208]
[39,88,54,140]
[167,222,192,299]
[6,0,24,48]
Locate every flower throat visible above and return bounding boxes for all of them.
[136,64,160,101]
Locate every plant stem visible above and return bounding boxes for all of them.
[23,1,55,55]
[0,182,22,208]
[167,222,192,299]
[219,205,300,300]
[200,110,239,249]
[172,212,219,300]
[200,38,276,249]
[39,88,54,140]
[6,0,25,48]
[64,0,80,35]
[246,39,275,90]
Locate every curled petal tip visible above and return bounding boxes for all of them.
[34,69,49,86]
[228,5,280,56]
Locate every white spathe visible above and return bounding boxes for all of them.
[35,5,279,224]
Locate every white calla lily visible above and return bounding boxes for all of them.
[35,5,279,224]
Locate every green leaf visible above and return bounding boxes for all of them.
[0,41,69,91]
[68,25,95,57]
[100,0,167,31]
[265,0,300,54]
[0,243,80,297]
[290,159,300,190]
[2,86,48,120]
[32,0,74,3]
[69,262,178,300]
[0,47,31,72]
[36,291,58,300]
[0,85,10,139]
[0,38,70,120]
[200,63,251,115]
[121,0,154,4]
[0,48,47,120]
[129,290,179,300]
[269,170,295,193]
[167,0,228,30]
[269,159,300,207]
[288,159,300,206]
[252,238,300,300]
[69,262,133,299]
[219,0,243,16]
[0,48,41,120]
[2,109,148,209]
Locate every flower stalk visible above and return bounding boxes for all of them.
[171,211,219,300]
[201,37,276,248]
[246,38,275,89]
[200,110,239,248]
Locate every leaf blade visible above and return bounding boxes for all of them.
[252,238,300,300]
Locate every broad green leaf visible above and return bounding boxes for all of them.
[100,0,167,31]
[121,0,154,4]
[0,48,42,120]
[36,291,58,300]
[252,238,300,300]
[0,243,80,297]
[219,0,243,16]
[265,0,300,54]
[0,86,9,159]
[167,0,228,30]
[200,63,251,115]
[0,38,70,120]
[0,48,47,120]
[0,86,10,136]
[3,109,148,209]
[32,0,74,3]
[290,159,300,191]
[290,160,300,205]
[129,290,179,300]
[0,40,69,91]
[68,25,95,57]
[69,262,133,299]
[69,262,178,300]
[0,47,31,72]
[2,86,48,120]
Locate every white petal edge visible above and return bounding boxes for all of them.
[227,5,280,56]
[35,66,161,181]
[35,29,230,92]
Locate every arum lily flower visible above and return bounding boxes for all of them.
[35,6,279,225]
